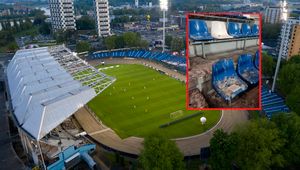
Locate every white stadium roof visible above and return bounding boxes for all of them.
[6,45,115,140]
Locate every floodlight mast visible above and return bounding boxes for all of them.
[272,0,287,92]
[160,0,168,52]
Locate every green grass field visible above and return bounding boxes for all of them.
[87,64,221,139]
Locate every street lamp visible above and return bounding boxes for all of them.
[160,0,168,52]
[272,0,288,92]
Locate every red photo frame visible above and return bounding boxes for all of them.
[185,12,262,111]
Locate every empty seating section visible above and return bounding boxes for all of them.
[189,19,213,41]
[211,21,233,39]
[237,54,259,84]
[254,50,259,69]
[91,50,186,71]
[227,22,243,38]
[189,17,259,41]
[241,23,252,37]
[262,86,290,118]
[212,58,248,101]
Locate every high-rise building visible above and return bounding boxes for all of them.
[48,0,76,31]
[264,6,282,24]
[264,0,288,24]
[278,18,300,60]
[94,0,111,37]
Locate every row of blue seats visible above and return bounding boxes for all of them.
[91,50,186,69]
[212,51,259,101]
[262,86,290,118]
[189,19,259,41]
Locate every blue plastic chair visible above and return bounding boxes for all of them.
[189,19,213,41]
[254,50,259,70]
[241,23,252,37]
[237,54,259,84]
[227,22,243,38]
[212,58,248,101]
[251,24,259,36]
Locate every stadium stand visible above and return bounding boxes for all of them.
[237,54,259,85]
[241,23,252,37]
[92,49,186,72]
[211,21,233,39]
[251,24,259,36]
[254,50,259,70]
[212,58,248,101]
[189,19,214,41]
[6,45,115,140]
[227,22,243,38]
[262,86,290,118]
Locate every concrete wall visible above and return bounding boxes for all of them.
[189,38,259,57]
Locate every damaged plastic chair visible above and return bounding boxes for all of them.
[237,54,259,85]
[212,58,248,102]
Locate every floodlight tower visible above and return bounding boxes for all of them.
[160,0,168,52]
[272,0,288,92]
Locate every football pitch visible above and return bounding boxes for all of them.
[87,64,221,139]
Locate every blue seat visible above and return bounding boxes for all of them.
[227,22,243,38]
[237,54,259,84]
[212,58,248,101]
[241,23,252,37]
[261,86,290,118]
[254,50,259,70]
[251,24,259,36]
[189,19,213,41]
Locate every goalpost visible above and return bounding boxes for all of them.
[170,110,183,119]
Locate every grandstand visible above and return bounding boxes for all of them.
[91,49,186,72]
[262,86,290,118]
[5,45,115,169]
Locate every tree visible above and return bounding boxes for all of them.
[262,23,282,40]
[287,55,300,64]
[104,35,117,50]
[278,63,300,95]
[123,32,140,47]
[262,52,275,77]
[115,35,125,49]
[139,134,184,170]
[234,119,285,170]
[171,37,184,53]
[76,16,95,30]
[209,129,238,170]
[165,35,173,47]
[39,22,51,35]
[7,42,18,52]
[286,86,300,114]
[272,113,300,168]
[76,41,91,53]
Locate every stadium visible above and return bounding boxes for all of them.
[4,44,251,169]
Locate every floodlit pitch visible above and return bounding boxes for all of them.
[88,64,221,139]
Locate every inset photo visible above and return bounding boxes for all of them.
[186,13,261,110]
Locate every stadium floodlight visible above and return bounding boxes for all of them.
[272,0,288,91]
[160,0,168,52]
[160,0,168,11]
